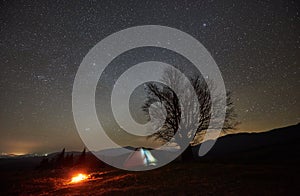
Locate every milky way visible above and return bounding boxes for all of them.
[0,0,299,153]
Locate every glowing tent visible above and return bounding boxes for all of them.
[123,147,157,168]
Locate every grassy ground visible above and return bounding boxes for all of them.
[0,161,299,195]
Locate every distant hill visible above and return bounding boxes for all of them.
[67,123,300,164]
[1,123,299,171]
[193,123,300,162]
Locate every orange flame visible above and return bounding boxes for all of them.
[70,173,88,183]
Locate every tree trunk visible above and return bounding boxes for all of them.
[181,145,194,162]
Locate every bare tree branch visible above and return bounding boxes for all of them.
[142,67,239,146]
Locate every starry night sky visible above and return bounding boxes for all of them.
[0,0,299,154]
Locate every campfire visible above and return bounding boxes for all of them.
[70,173,88,183]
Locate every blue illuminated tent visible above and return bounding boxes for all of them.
[123,147,157,168]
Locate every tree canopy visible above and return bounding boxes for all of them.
[143,67,238,146]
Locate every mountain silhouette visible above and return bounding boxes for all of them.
[194,123,300,162]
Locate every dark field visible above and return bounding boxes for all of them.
[1,124,299,195]
[1,161,299,195]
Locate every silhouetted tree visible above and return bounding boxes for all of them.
[55,148,65,168]
[63,153,74,167]
[143,68,238,161]
[37,157,50,169]
[76,148,86,165]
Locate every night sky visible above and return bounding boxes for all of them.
[0,0,299,154]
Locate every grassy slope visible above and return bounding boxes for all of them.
[1,123,299,195]
[0,161,299,195]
